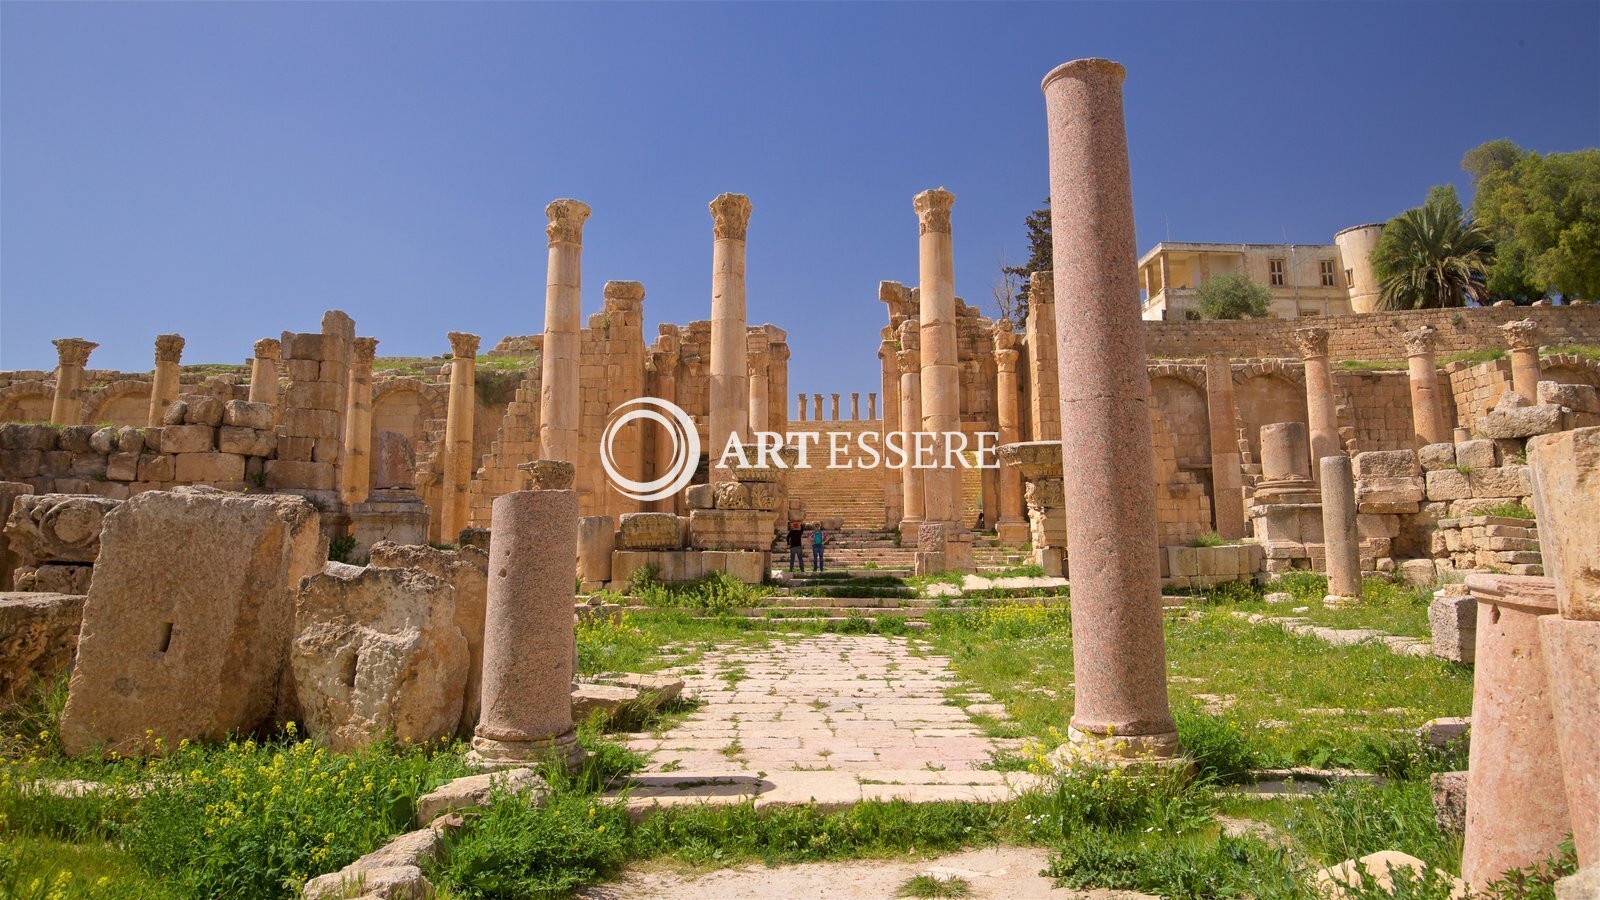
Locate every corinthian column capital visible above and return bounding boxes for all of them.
[1293,326,1330,359]
[153,334,186,364]
[448,332,481,359]
[1501,318,1539,351]
[1402,325,1438,357]
[709,193,753,241]
[253,338,281,360]
[913,188,955,235]
[352,337,379,365]
[53,338,98,368]
[545,199,592,245]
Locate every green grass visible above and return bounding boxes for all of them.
[1479,501,1535,520]
[1187,531,1228,548]
[1337,359,1407,372]
[1543,344,1600,361]
[898,873,972,897]
[1440,349,1506,366]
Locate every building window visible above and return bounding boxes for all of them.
[1269,258,1286,286]
[1346,268,1355,288]
[1320,259,1337,287]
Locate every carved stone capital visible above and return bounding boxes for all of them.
[253,338,281,359]
[995,348,1020,372]
[1501,318,1539,351]
[352,337,379,365]
[710,193,753,241]
[647,350,675,376]
[913,188,955,235]
[992,323,1020,354]
[603,280,645,304]
[153,333,186,364]
[896,319,920,351]
[895,349,921,374]
[1028,271,1055,307]
[545,198,592,245]
[1292,326,1329,359]
[747,348,771,372]
[770,342,790,364]
[52,338,98,368]
[1402,325,1438,357]
[447,332,481,359]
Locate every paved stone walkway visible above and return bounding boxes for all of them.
[611,634,1039,815]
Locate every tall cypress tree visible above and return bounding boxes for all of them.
[1001,198,1051,324]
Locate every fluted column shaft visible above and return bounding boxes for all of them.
[709,193,752,482]
[340,337,379,504]
[1204,353,1245,539]
[146,334,185,426]
[539,199,591,465]
[442,332,480,543]
[1043,57,1178,760]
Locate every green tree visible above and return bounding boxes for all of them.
[1370,186,1493,310]
[1000,198,1051,323]
[1464,139,1600,301]
[1191,272,1272,319]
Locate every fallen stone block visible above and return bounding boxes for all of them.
[617,512,682,551]
[415,768,547,824]
[368,541,487,738]
[1431,771,1468,835]
[0,592,85,701]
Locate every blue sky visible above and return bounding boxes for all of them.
[3,2,1596,396]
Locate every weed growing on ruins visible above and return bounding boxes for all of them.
[1338,359,1408,372]
[1187,532,1227,548]
[429,789,631,898]
[987,563,1047,578]
[327,534,358,563]
[1046,829,1302,899]
[0,835,170,899]
[1544,343,1600,361]
[1286,779,1461,876]
[1480,500,1535,519]
[897,873,973,897]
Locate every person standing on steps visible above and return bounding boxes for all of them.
[812,523,828,572]
[786,520,806,572]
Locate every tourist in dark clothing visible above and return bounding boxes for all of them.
[787,522,806,572]
[812,524,827,572]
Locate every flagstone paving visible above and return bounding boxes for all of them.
[608,634,1041,816]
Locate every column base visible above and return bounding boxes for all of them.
[1052,725,1191,776]
[898,517,924,543]
[468,727,586,772]
[995,520,1029,546]
[1323,594,1361,609]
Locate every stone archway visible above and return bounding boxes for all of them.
[82,379,154,427]
[0,382,55,424]
[370,377,446,484]
[1234,366,1308,463]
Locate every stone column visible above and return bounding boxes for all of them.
[441,332,480,544]
[539,199,591,465]
[868,393,877,420]
[915,188,963,535]
[1204,353,1245,540]
[850,393,860,420]
[49,338,97,426]
[249,338,281,406]
[770,341,790,429]
[648,348,680,515]
[830,393,840,421]
[1025,273,1061,442]
[993,329,1028,545]
[897,331,925,538]
[709,193,753,483]
[747,347,771,436]
[146,334,186,426]
[813,394,823,421]
[340,337,379,505]
[1043,57,1180,764]
[1503,319,1541,402]
[1295,326,1339,479]
[1403,325,1447,447]
[797,392,808,422]
[879,340,903,529]
[469,473,583,770]
[1320,455,1361,607]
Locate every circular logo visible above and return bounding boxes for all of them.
[600,398,701,501]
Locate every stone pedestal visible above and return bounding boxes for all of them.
[146,334,185,426]
[1295,327,1339,479]
[1461,574,1570,891]
[340,337,379,505]
[709,193,753,483]
[578,515,617,593]
[539,199,590,466]
[348,489,430,561]
[469,487,583,771]
[249,338,281,407]
[1503,320,1541,404]
[1000,440,1069,575]
[49,338,97,426]
[1205,354,1246,540]
[440,333,479,544]
[1042,57,1179,766]
[1404,326,1447,448]
[1250,422,1323,557]
[1320,455,1361,607]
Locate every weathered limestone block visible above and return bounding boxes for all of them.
[616,512,681,551]
[517,460,575,491]
[15,565,93,595]
[728,463,782,484]
[292,565,468,752]
[88,427,116,455]
[58,426,96,454]
[0,592,86,701]
[218,426,277,457]
[7,494,121,566]
[712,481,751,509]
[174,452,246,484]
[1353,450,1420,480]
[137,454,174,483]
[0,425,59,452]
[158,424,215,454]
[373,431,416,490]
[59,488,323,757]
[266,460,337,492]
[0,481,34,591]
[105,453,139,482]
[1418,443,1457,472]
[223,400,276,431]
[684,484,715,510]
[1529,426,1600,621]
[1468,465,1531,499]
[746,482,782,511]
[1355,476,1424,515]
[1432,771,1468,834]
[700,550,766,584]
[1477,405,1565,440]
[576,517,615,589]
[688,509,770,551]
[1538,381,1600,414]
[180,394,225,427]
[415,768,547,823]
[369,541,488,738]
[1425,469,1473,501]
[114,427,145,455]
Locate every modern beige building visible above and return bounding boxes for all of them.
[1139,228,1382,321]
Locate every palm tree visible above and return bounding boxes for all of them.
[1375,202,1493,310]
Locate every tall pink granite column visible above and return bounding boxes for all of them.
[249,338,281,406]
[897,328,925,539]
[1403,325,1447,447]
[49,338,97,426]
[441,332,480,544]
[1295,326,1340,479]
[339,337,379,505]
[146,334,186,426]
[1204,353,1246,540]
[1502,319,1541,402]
[1043,57,1180,764]
[709,193,753,483]
[993,326,1028,545]
[469,473,583,770]
[539,199,592,465]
